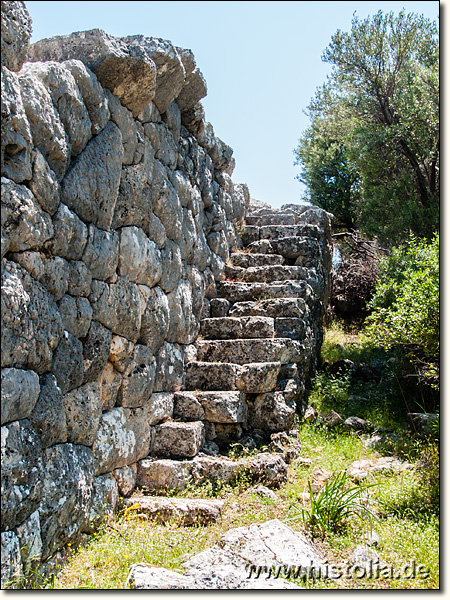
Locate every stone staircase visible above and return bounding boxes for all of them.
[135,205,331,492]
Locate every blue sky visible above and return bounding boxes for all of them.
[25,1,440,209]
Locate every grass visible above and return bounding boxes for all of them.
[19,322,438,590]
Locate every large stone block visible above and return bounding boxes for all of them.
[235,362,281,394]
[15,509,43,574]
[28,149,60,215]
[1,67,33,183]
[28,373,67,448]
[62,59,110,135]
[167,279,200,345]
[196,338,305,366]
[1,530,22,589]
[151,160,183,242]
[113,463,137,497]
[229,297,307,319]
[153,342,184,392]
[173,392,205,422]
[118,226,162,287]
[29,29,157,116]
[1,260,63,373]
[249,392,296,432]
[119,345,156,408]
[64,382,102,446]
[184,361,240,392]
[136,458,193,492]
[22,61,92,157]
[61,121,123,230]
[58,294,92,338]
[92,407,151,475]
[195,392,247,424]
[39,443,94,559]
[11,251,69,301]
[145,392,174,426]
[1,419,43,531]
[123,495,222,527]
[200,316,275,340]
[49,203,88,260]
[1,178,53,259]
[152,421,205,458]
[82,320,112,383]
[82,224,119,281]
[1,0,32,72]
[82,473,119,534]
[51,330,84,394]
[1,367,40,425]
[18,69,71,180]
[159,240,183,293]
[89,277,142,342]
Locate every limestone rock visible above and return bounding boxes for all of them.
[15,509,43,573]
[82,320,112,383]
[196,338,305,366]
[118,345,156,408]
[1,367,40,425]
[123,35,185,114]
[82,473,119,533]
[407,412,439,435]
[173,392,205,421]
[153,342,184,392]
[29,29,157,116]
[196,391,247,424]
[118,226,161,287]
[347,457,413,482]
[51,330,84,394]
[18,68,71,180]
[245,454,288,488]
[184,361,240,392]
[175,47,207,112]
[93,407,151,475]
[28,373,67,448]
[28,149,61,215]
[152,421,205,458]
[58,294,92,338]
[60,119,123,228]
[1,530,22,589]
[22,61,92,157]
[201,316,275,340]
[236,362,280,394]
[82,224,119,281]
[62,59,110,135]
[89,277,142,342]
[145,392,174,426]
[128,565,198,590]
[159,240,183,293]
[1,0,32,72]
[191,455,239,486]
[1,178,54,258]
[49,203,88,260]
[113,464,137,497]
[11,251,69,301]
[39,443,94,559]
[1,66,33,183]
[138,285,169,354]
[99,362,122,411]
[137,458,193,492]
[1,419,43,531]
[1,260,63,373]
[109,334,134,373]
[64,382,102,446]
[122,495,223,526]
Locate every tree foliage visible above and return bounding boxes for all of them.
[364,234,439,389]
[295,10,439,243]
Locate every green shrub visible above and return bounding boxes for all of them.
[364,234,439,389]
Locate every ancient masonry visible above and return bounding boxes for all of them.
[1,1,332,582]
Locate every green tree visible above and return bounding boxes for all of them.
[295,10,439,243]
[364,233,439,389]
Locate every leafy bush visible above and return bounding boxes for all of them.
[364,234,439,389]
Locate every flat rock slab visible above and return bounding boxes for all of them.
[122,496,223,526]
[216,280,313,304]
[229,297,307,318]
[347,457,414,482]
[196,338,305,366]
[230,252,285,268]
[201,316,275,340]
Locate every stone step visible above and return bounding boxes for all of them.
[274,318,306,340]
[274,236,321,260]
[229,252,285,268]
[196,338,306,366]
[185,361,281,394]
[226,265,313,284]
[245,213,296,226]
[242,223,322,244]
[122,495,223,526]
[216,280,314,305]
[151,421,205,458]
[200,316,275,340]
[229,297,307,319]
[195,391,248,423]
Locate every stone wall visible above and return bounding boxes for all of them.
[1,1,331,584]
